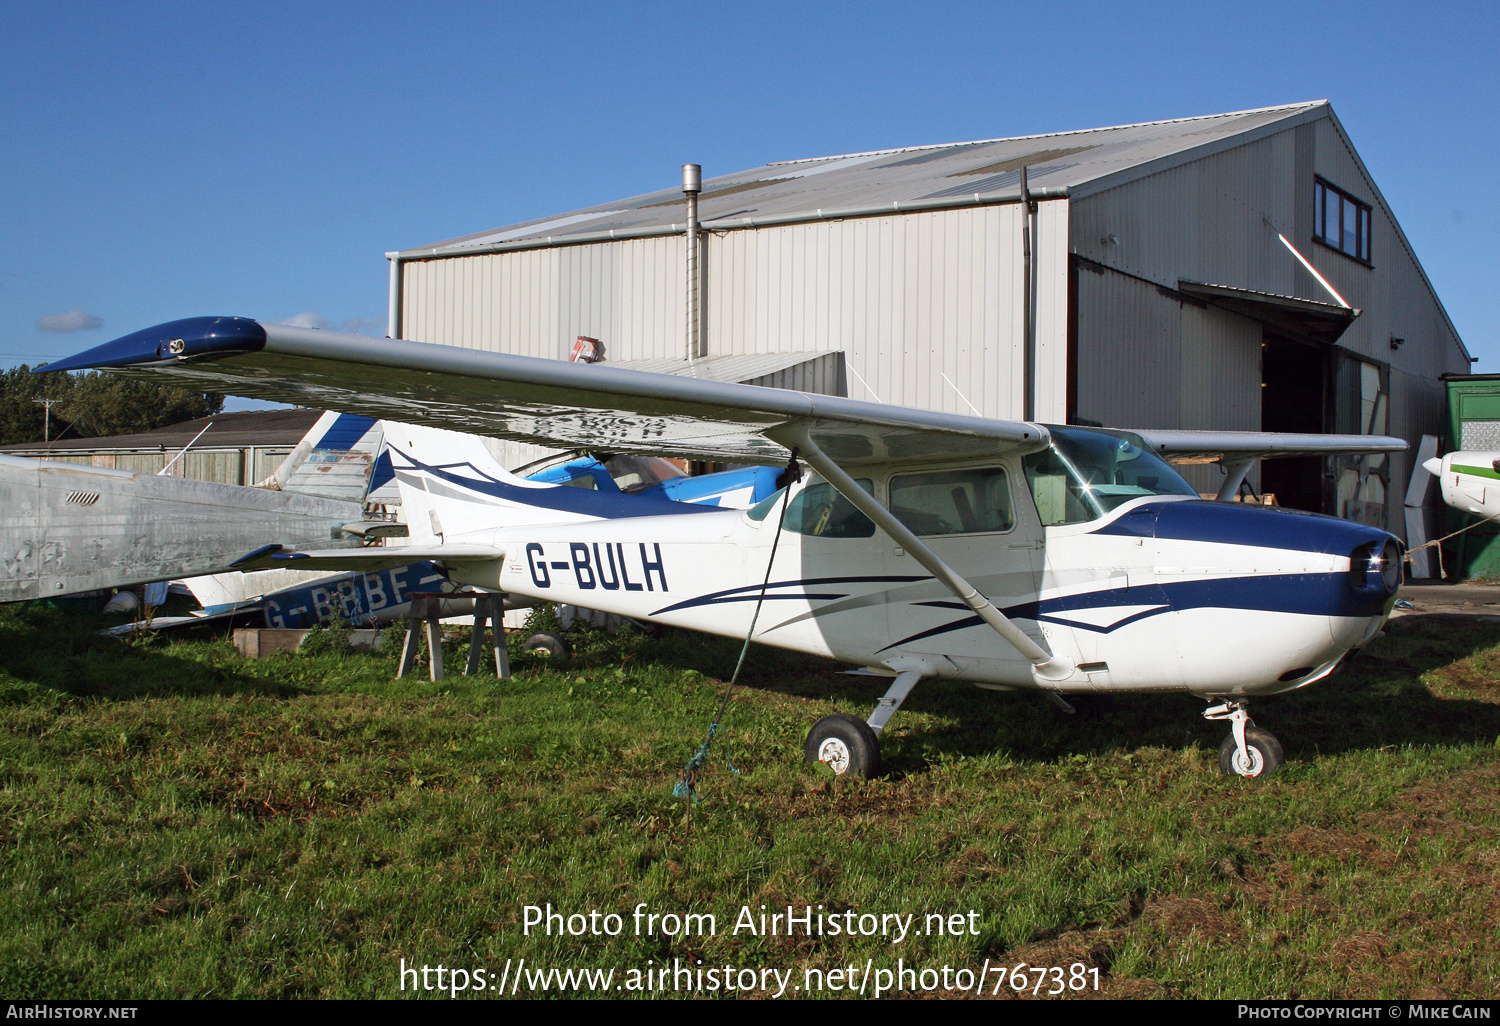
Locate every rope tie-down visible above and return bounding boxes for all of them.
[674,451,801,803]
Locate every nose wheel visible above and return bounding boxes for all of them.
[1204,700,1284,778]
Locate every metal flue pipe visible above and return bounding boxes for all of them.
[683,164,702,370]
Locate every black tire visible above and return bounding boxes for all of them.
[804,713,881,777]
[522,632,568,659]
[1218,726,1284,779]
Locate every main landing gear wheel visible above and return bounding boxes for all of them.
[522,632,568,659]
[804,713,880,777]
[1218,726,1284,779]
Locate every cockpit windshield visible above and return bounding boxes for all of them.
[1022,427,1198,526]
[603,454,688,494]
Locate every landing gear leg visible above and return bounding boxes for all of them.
[804,670,922,777]
[866,670,922,736]
[1203,700,1284,779]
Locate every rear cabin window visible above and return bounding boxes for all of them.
[890,467,1014,536]
[749,479,876,538]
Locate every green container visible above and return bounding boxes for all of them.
[1443,374,1500,578]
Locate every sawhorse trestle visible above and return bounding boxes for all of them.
[395,592,510,681]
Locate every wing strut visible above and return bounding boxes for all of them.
[1216,459,1256,501]
[784,426,1074,682]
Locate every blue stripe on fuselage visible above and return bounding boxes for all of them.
[878,570,1390,650]
[1025,571,1390,627]
[390,446,722,520]
[650,575,929,616]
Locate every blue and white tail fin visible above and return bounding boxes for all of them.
[382,422,720,542]
[260,411,384,503]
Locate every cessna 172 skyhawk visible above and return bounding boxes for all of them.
[42,317,1407,779]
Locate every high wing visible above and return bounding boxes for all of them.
[39,318,1406,468]
[37,317,1049,467]
[1132,428,1405,501]
[1134,429,1405,464]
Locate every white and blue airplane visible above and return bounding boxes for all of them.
[42,317,1408,779]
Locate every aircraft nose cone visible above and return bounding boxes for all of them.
[1422,456,1443,476]
[1145,499,1400,617]
[1351,537,1403,597]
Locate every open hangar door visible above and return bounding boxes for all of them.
[1260,333,1388,525]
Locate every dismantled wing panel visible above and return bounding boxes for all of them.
[39,318,1049,468]
[1133,429,1406,465]
[0,453,361,602]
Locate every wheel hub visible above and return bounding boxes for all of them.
[1230,745,1265,777]
[816,737,851,774]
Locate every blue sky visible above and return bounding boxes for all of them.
[3,1,1497,407]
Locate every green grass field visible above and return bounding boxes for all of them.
[2,605,1498,999]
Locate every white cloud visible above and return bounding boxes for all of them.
[341,316,384,336]
[36,310,103,332]
[280,312,327,329]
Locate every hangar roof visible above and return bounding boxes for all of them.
[400,102,1329,258]
[0,409,321,454]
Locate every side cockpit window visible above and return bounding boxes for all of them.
[890,467,1013,536]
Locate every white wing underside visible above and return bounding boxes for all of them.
[45,320,1404,469]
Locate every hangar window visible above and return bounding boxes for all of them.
[1314,178,1372,263]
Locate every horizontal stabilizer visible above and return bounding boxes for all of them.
[231,543,505,572]
[340,520,409,539]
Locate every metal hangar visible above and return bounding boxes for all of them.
[384,101,1469,537]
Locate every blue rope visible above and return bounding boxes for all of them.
[671,723,725,800]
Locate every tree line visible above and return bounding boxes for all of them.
[1,366,224,446]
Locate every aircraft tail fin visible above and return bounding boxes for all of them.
[259,412,384,503]
[181,567,339,614]
[382,422,711,541]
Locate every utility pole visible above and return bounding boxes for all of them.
[32,398,58,443]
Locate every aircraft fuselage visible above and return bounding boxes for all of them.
[440,489,1398,700]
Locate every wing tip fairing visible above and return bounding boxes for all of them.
[34,316,266,374]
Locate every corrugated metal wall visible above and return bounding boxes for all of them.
[401,200,1070,425]
[1073,265,1260,435]
[743,352,847,395]
[1072,119,1464,385]
[1071,113,1466,537]
[402,237,686,362]
[22,448,294,485]
[1071,129,1303,302]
